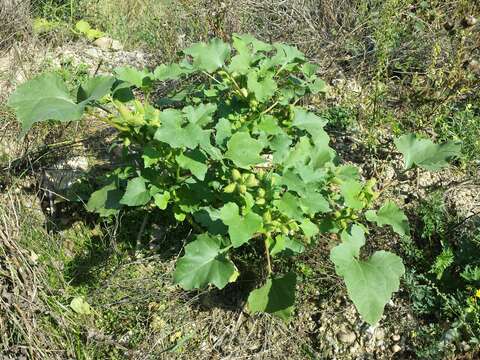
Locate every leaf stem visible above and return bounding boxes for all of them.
[261,101,279,115]
[202,71,222,85]
[186,214,204,233]
[225,72,246,98]
[93,102,112,114]
[264,237,272,275]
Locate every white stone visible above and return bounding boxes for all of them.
[42,156,89,192]
[337,331,356,344]
[93,37,113,50]
[392,344,401,353]
[111,40,123,51]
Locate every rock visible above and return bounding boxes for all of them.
[462,15,477,28]
[85,47,101,58]
[461,341,471,352]
[349,343,360,354]
[42,156,89,192]
[391,334,400,342]
[467,59,480,75]
[374,328,385,340]
[93,36,113,50]
[447,185,480,217]
[337,330,356,344]
[111,40,123,51]
[392,344,401,353]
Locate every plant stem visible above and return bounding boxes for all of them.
[202,71,222,85]
[261,101,279,115]
[225,72,246,98]
[264,237,272,275]
[186,215,204,233]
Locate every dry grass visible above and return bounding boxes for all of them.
[0,192,71,360]
[0,0,31,52]
[1,0,480,359]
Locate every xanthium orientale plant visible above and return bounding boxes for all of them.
[7,34,460,325]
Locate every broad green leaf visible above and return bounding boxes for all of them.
[176,149,208,180]
[257,114,283,135]
[283,136,311,168]
[155,109,211,149]
[365,201,410,237]
[115,66,152,88]
[215,118,232,146]
[274,192,303,221]
[142,144,162,168]
[198,133,222,161]
[284,236,305,254]
[247,272,296,321]
[299,192,330,215]
[193,207,228,235]
[301,63,319,78]
[70,296,92,315]
[300,218,319,238]
[7,73,84,134]
[335,165,360,183]
[219,203,263,247]
[174,210,186,221]
[265,43,305,69]
[225,132,264,169]
[75,20,90,33]
[174,234,238,289]
[153,191,170,210]
[85,28,103,41]
[247,71,277,102]
[270,133,292,164]
[318,218,341,234]
[296,158,329,183]
[330,225,405,325]
[77,75,115,104]
[267,232,305,256]
[232,33,272,53]
[279,170,307,194]
[228,51,253,75]
[268,235,286,257]
[309,78,327,94]
[340,180,364,210]
[183,103,217,126]
[394,133,461,171]
[120,177,151,206]
[111,81,135,102]
[86,182,123,217]
[183,38,231,72]
[154,63,193,81]
[292,108,329,145]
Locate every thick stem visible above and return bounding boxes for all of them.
[264,237,272,275]
[261,101,279,115]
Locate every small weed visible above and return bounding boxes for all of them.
[404,191,480,357]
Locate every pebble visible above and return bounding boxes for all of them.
[85,47,101,58]
[337,330,356,344]
[461,341,471,352]
[111,40,123,51]
[392,344,401,353]
[375,328,385,340]
[462,15,477,27]
[93,36,113,50]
